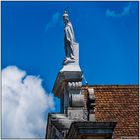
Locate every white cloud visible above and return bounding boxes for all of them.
[45,12,61,32]
[2,66,55,138]
[106,2,136,18]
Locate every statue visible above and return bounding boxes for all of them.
[63,11,76,65]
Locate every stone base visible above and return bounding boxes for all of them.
[60,64,81,72]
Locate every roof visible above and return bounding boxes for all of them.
[83,85,139,139]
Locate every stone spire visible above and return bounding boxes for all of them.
[46,11,116,139]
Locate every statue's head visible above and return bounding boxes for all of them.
[63,11,69,25]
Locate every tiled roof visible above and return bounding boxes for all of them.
[82,85,139,139]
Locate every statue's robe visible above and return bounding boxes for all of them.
[64,22,75,60]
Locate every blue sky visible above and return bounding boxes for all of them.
[2,1,139,113]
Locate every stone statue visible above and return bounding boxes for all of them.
[63,11,76,65]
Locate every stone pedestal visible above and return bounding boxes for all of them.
[52,70,82,98]
[52,68,85,118]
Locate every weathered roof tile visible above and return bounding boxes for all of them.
[82,85,139,139]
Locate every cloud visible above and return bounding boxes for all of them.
[106,2,135,18]
[45,12,61,32]
[2,66,55,138]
